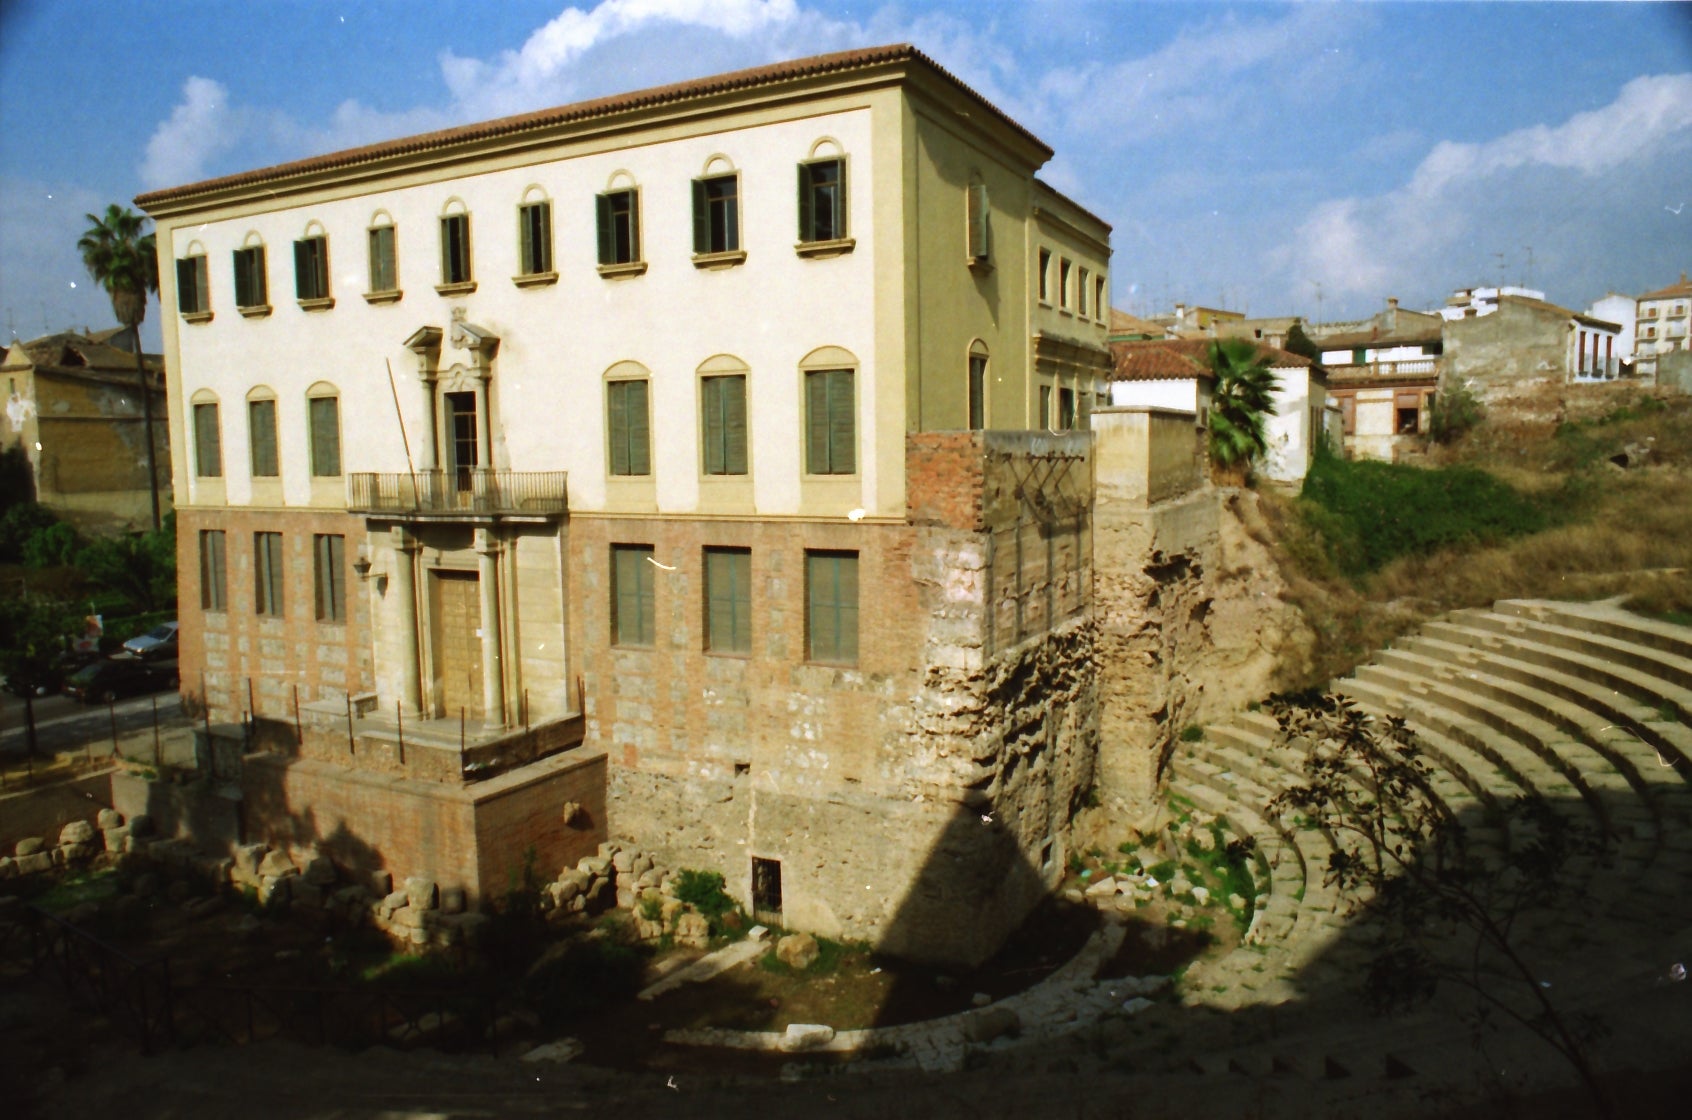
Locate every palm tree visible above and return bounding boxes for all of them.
[78,205,162,530]
[1207,338,1280,484]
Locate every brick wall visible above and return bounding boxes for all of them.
[176,507,372,726]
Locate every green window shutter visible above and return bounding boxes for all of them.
[249,400,277,477]
[537,204,551,271]
[706,548,751,653]
[835,159,847,239]
[806,552,859,663]
[294,240,310,300]
[724,376,747,474]
[797,163,812,242]
[627,380,650,475]
[805,370,829,473]
[691,179,708,254]
[627,192,640,261]
[702,377,724,475]
[967,182,989,261]
[232,250,247,307]
[828,369,855,474]
[519,207,534,273]
[613,545,654,645]
[254,247,268,304]
[310,397,341,476]
[176,258,196,312]
[608,382,629,476]
[596,194,614,265]
[194,403,222,477]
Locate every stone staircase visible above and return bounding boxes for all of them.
[1031,599,1692,1103]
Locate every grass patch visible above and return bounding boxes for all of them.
[32,869,122,913]
[1299,451,1553,578]
[757,934,851,977]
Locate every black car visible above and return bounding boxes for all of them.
[2,649,101,698]
[61,656,179,704]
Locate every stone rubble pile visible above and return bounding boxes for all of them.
[0,808,150,879]
[538,841,718,947]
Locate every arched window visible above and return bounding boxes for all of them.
[190,389,223,477]
[799,346,858,476]
[366,209,400,300]
[233,231,270,314]
[245,386,279,478]
[697,354,749,476]
[967,340,989,431]
[305,381,342,477]
[605,361,651,477]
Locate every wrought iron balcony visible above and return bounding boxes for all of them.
[347,469,568,516]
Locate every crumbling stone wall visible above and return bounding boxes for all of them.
[601,432,1098,966]
[1091,410,1313,816]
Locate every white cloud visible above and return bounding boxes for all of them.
[1278,72,1692,309]
[0,176,151,343]
[139,76,242,189]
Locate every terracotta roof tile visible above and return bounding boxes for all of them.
[136,44,1050,209]
[1109,338,1312,383]
[1638,275,1692,302]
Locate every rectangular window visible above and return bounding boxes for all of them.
[193,402,222,478]
[1058,258,1072,310]
[1037,249,1051,303]
[248,399,278,478]
[1039,385,1051,430]
[701,374,748,475]
[518,201,552,275]
[612,544,655,647]
[255,531,284,617]
[966,182,990,262]
[445,391,478,486]
[368,225,397,292]
[309,396,342,477]
[1095,276,1107,320]
[607,379,651,476]
[176,255,209,314]
[806,550,859,665]
[1077,267,1090,317]
[1058,387,1076,430]
[440,214,472,284]
[199,530,226,611]
[804,368,855,475]
[704,547,752,654]
[968,355,987,430]
[596,189,641,265]
[233,246,268,309]
[797,158,846,242]
[294,235,329,301]
[692,174,740,254]
[314,534,346,622]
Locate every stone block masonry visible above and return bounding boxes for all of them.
[593,432,1099,966]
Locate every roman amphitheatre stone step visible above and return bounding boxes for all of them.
[1391,632,1692,783]
[1371,641,1690,828]
[1422,616,1692,718]
[1494,598,1692,661]
[1446,606,1692,694]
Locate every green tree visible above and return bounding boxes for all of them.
[1266,693,1611,1116]
[1283,319,1320,361]
[1427,379,1484,445]
[0,593,79,763]
[74,513,176,613]
[1207,338,1281,483]
[77,204,162,531]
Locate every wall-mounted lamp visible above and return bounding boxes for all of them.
[353,552,374,580]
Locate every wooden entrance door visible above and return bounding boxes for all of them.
[431,569,482,719]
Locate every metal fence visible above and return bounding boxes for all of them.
[346,469,567,515]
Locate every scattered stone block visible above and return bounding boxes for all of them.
[96,808,123,830]
[1084,876,1118,898]
[59,821,96,846]
[776,932,820,970]
[971,992,992,1007]
[748,924,770,942]
[302,857,337,886]
[611,849,635,874]
[382,888,409,912]
[258,850,298,878]
[577,855,611,877]
[674,911,709,948]
[1191,886,1211,906]
[440,886,465,915]
[963,1007,1020,1043]
[404,877,438,910]
[1229,893,1247,911]
[102,826,130,853]
[780,1023,835,1052]
[16,851,55,875]
[15,838,45,858]
[60,842,96,863]
[521,1039,584,1063]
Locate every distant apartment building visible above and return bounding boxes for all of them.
[1586,293,1638,367]
[1316,298,1443,460]
[137,45,1112,965]
[1444,293,1622,386]
[0,328,170,533]
[1636,273,1691,365]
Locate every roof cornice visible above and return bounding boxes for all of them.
[136,44,1051,217]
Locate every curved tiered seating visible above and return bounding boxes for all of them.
[1142,598,1692,1087]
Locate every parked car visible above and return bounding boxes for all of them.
[122,621,179,659]
[2,649,101,698]
[62,656,179,704]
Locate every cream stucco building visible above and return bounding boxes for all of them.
[139,45,1112,964]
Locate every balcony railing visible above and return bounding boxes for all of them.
[1326,358,1438,378]
[347,469,568,516]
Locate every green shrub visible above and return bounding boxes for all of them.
[1299,454,1550,577]
[1426,380,1484,445]
[1178,724,1205,743]
[674,868,744,937]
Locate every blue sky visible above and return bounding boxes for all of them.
[2,0,1689,350]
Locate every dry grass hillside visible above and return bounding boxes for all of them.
[1251,392,1692,689]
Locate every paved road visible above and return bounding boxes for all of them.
[0,688,191,762]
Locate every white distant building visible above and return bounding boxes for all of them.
[1636,273,1692,367]
[1439,285,1547,321]
[1586,293,1637,364]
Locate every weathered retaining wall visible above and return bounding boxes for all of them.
[600,432,1098,966]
